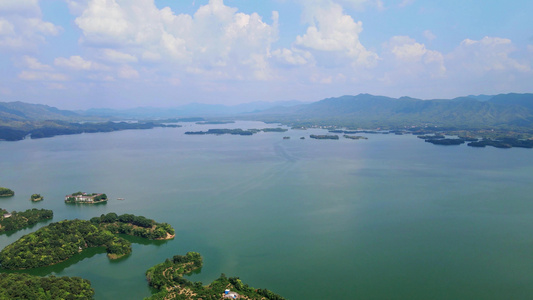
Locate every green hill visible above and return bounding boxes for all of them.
[250,93,533,130]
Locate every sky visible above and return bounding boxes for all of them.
[0,0,532,109]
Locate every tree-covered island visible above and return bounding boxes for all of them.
[310,134,339,140]
[146,252,285,300]
[0,187,14,197]
[0,208,53,233]
[0,213,174,269]
[30,194,43,201]
[0,273,94,299]
[65,192,107,204]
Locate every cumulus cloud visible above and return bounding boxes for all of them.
[448,36,530,73]
[99,49,138,63]
[0,0,61,51]
[71,0,278,80]
[54,55,109,71]
[22,55,52,70]
[117,65,139,79]
[294,3,378,69]
[18,70,68,81]
[379,35,445,87]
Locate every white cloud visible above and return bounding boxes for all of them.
[22,55,52,70]
[399,0,415,7]
[117,65,139,79]
[0,0,61,51]
[54,55,109,71]
[423,30,436,41]
[449,36,530,73]
[72,0,279,80]
[0,0,40,16]
[0,19,15,35]
[294,3,378,68]
[271,48,311,66]
[100,49,138,63]
[381,36,445,82]
[18,70,68,81]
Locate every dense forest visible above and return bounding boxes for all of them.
[0,187,14,197]
[0,213,175,269]
[0,219,131,269]
[0,208,53,233]
[0,273,94,299]
[146,252,284,300]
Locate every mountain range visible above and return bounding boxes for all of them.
[1,93,533,141]
[245,93,533,130]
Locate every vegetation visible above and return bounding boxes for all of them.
[0,119,177,141]
[0,187,14,197]
[145,252,285,300]
[196,121,235,124]
[90,212,175,240]
[65,192,107,204]
[30,194,43,201]
[0,273,94,300]
[185,128,255,136]
[0,208,53,233]
[310,134,339,140]
[0,219,131,269]
[261,128,288,132]
[0,212,174,269]
[343,135,368,140]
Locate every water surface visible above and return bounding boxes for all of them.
[1,122,533,299]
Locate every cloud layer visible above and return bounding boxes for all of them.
[1,0,532,108]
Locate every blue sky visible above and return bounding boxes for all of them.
[0,0,532,109]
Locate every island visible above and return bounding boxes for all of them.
[146,252,285,300]
[65,192,108,204]
[0,208,53,233]
[261,127,288,132]
[30,194,43,201]
[196,121,236,125]
[310,134,339,140]
[344,135,368,140]
[0,213,175,269]
[0,273,94,299]
[185,129,255,136]
[0,187,14,197]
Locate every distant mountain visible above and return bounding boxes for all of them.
[248,93,533,130]
[0,101,80,122]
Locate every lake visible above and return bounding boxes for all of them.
[1,121,533,299]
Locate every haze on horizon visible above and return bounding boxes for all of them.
[0,0,532,110]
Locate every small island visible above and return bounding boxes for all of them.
[65,192,108,204]
[146,252,285,300]
[0,187,14,197]
[30,194,43,202]
[0,213,175,269]
[310,134,339,140]
[185,129,255,136]
[344,135,368,140]
[0,273,94,299]
[0,208,53,233]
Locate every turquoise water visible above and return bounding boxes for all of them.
[1,121,533,299]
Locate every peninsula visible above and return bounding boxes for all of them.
[146,252,285,300]
[0,273,94,299]
[0,208,53,233]
[0,213,175,269]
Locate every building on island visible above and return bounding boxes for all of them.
[65,192,107,203]
[223,289,239,299]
